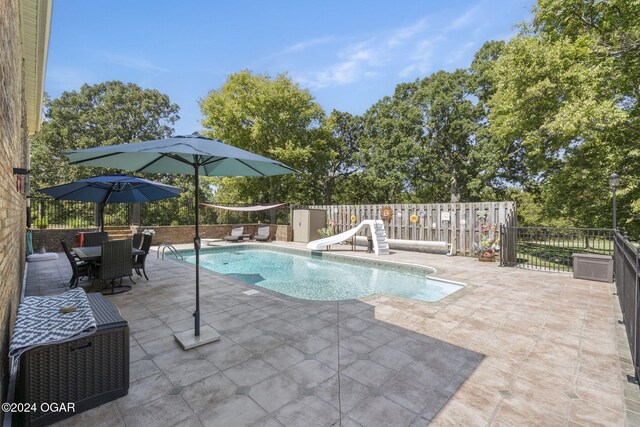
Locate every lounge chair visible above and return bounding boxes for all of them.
[60,240,91,288]
[133,234,152,280]
[224,225,244,242]
[255,224,270,242]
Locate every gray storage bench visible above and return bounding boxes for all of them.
[17,293,129,426]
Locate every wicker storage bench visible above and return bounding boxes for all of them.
[17,293,129,426]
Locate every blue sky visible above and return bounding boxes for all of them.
[45,0,534,135]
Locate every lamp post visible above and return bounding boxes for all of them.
[609,173,620,229]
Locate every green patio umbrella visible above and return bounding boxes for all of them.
[63,132,296,349]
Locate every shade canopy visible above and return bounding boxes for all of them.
[39,175,182,204]
[63,133,297,176]
[200,203,286,212]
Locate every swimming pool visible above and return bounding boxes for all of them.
[181,245,464,302]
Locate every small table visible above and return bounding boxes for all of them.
[240,234,254,241]
[72,246,144,262]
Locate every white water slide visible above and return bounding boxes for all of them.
[306,220,390,255]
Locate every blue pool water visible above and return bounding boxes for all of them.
[181,246,463,302]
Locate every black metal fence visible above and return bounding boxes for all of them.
[614,231,640,380]
[29,197,290,228]
[500,226,615,272]
[31,198,95,229]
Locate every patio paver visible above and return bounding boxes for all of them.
[24,241,639,426]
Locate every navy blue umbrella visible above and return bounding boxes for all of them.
[39,175,181,231]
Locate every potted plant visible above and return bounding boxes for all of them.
[317,220,334,238]
[473,223,500,261]
[317,220,335,250]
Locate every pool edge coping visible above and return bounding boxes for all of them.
[176,242,469,303]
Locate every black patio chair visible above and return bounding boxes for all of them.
[133,234,152,280]
[93,239,133,295]
[83,232,109,247]
[132,233,143,250]
[60,240,92,288]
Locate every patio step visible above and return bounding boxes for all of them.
[104,226,133,240]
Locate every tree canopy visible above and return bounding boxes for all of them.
[200,71,330,208]
[31,0,640,234]
[487,0,640,231]
[31,81,181,190]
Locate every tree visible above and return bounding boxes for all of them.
[31,81,181,190]
[487,0,640,232]
[200,71,328,211]
[358,70,480,203]
[358,85,423,203]
[413,70,480,202]
[321,110,363,204]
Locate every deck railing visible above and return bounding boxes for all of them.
[500,226,614,272]
[29,197,290,228]
[614,231,640,380]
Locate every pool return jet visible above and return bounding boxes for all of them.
[306,219,390,255]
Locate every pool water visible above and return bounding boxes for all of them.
[181,246,464,302]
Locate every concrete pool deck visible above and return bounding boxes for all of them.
[25,241,639,426]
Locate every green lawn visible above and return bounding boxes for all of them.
[508,237,613,272]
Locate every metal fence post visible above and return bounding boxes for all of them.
[131,203,141,226]
[500,224,505,266]
[93,203,100,228]
[636,245,640,379]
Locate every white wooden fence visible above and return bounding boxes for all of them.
[304,202,517,256]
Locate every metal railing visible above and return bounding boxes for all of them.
[30,197,291,228]
[614,231,640,380]
[30,198,95,229]
[500,226,614,272]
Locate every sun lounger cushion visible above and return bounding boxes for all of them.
[255,225,270,242]
[224,226,244,242]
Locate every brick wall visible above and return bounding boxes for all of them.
[275,225,292,242]
[0,0,28,406]
[31,224,294,249]
[31,228,100,252]
[132,224,293,244]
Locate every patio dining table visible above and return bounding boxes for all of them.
[72,245,144,262]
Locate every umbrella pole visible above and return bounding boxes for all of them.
[194,161,201,337]
[100,203,105,232]
[174,158,220,350]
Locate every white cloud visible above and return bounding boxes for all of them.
[398,38,437,78]
[45,65,96,92]
[294,17,431,88]
[448,4,482,30]
[387,18,428,47]
[99,52,169,73]
[278,36,336,55]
